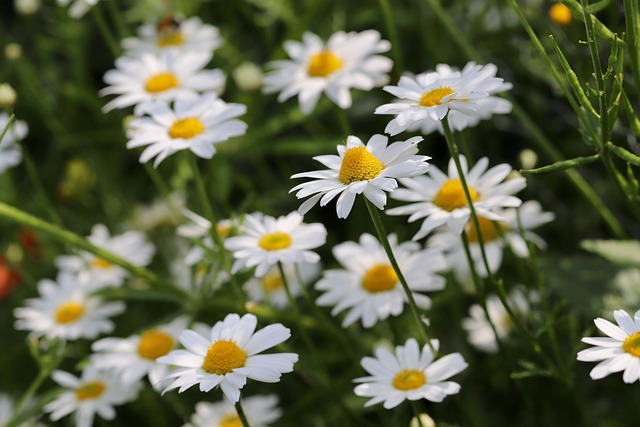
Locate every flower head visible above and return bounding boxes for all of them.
[0,112,28,173]
[354,338,468,409]
[577,309,640,383]
[56,0,99,18]
[290,134,429,218]
[185,394,282,427]
[375,62,511,136]
[263,30,392,114]
[245,261,320,309]
[157,313,298,403]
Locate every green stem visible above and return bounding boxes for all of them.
[235,400,252,427]
[0,113,16,144]
[92,5,121,58]
[410,400,426,427]
[378,0,404,81]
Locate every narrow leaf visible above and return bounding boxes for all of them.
[520,154,600,174]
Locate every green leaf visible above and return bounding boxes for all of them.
[606,142,640,166]
[581,239,640,266]
[520,154,599,174]
[510,360,555,379]
[586,0,611,13]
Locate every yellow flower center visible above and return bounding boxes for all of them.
[55,302,85,324]
[623,332,640,358]
[392,369,426,391]
[549,3,572,26]
[216,224,232,239]
[91,257,113,269]
[419,87,454,107]
[157,31,185,47]
[465,217,508,244]
[261,271,284,292]
[168,118,205,139]
[361,264,398,293]
[220,414,242,427]
[433,179,480,212]
[136,329,175,360]
[307,50,343,77]
[338,146,384,185]
[201,340,247,375]
[145,72,179,93]
[75,380,106,401]
[258,232,292,251]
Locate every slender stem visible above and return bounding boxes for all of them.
[410,401,426,427]
[364,199,435,353]
[0,113,16,144]
[91,5,121,58]
[235,400,252,427]
[378,0,404,81]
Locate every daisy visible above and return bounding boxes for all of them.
[403,63,512,135]
[56,0,99,18]
[387,155,526,240]
[375,62,511,136]
[90,315,190,390]
[157,313,298,403]
[316,233,447,328]
[353,338,468,409]
[100,49,225,112]
[462,288,536,353]
[223,211,326,277]
[122,17,223,55]
[128,191,185,232]
[185,394,281,427]
[245,261,320,309]
[263,30,392,114]
[44,366,140,427]
[577,309,640,383]
[54,224,155,290]
[290,134,430,219]
[0,112,28,174]
[127,92,247,167]
[177,209,239,266]
[428,200,554,281]
[13,272,125,341]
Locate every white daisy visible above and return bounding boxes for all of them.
[428,200,554,281]
[0,112,28,174]
[387,156,526,240]
[56,0,99,18]
[54,224,155,290]
[177,209,239,266]
[290,134,430,219]
[316,233,447,328]
[128,191,186,232]
[353,338,468,409]
[244,261,320,309]
[375,62,511,136]
[184,394,281,427]
[223,211,326,277]
[403,63,512,135]
[577,309,640,383]
[462,288,536,353]
[157,313,298,403]
[13,272,125,341]
[90,315,190,390]
[127,92,247,167]
[44,366,140,427]
[122,17,223,55]
[100,49,225,112]
[263,30,392,114]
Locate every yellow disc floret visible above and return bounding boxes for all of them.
[549,3,572,26]
[420,87,454,107]
[137,329,174,360]
[259,232,292,251]
[392,369,426,391]
[168,118,205,139]
[465,217,507,243]
[157,31,185,47]
[362,264,398,293]
[145,72,179,93]
[307,50,343,77]
[262,271,284,292]
[75,381,106,401]
[339,146,384,185]
[623,332,640,358]
[220,414,242,427]
[91,257,113,269]
[433,179,479,212]
[55,302,85,324]
[201,340,247,375]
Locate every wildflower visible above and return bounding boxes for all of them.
[263,30,392,114]
[245,261,320,309]
[0,83,17,109]
[122,17,222,55]
[354,338,468,408]
[54,224,155,290]
[177,209,238,266]
[387,156,526,240]
[128,192,185,232]
[90,315,189,390]
[462,288,536,353]
[44,367,140,427]
[127,92,247,167]
[0,112,28,173]
[316,233,447,328]
[233,61,264,92]
[224,212,326,277]
[602,269,640,316]
[375,62,511,136]
[577,309,640,383]
[56,0,99,18]
[13,273,125,340]
[14,0,41,15]
[157,313,298,403]
[185,394,282,427]
[101,50,225,112]
[549,3,572,26]
[290,134,429,218]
